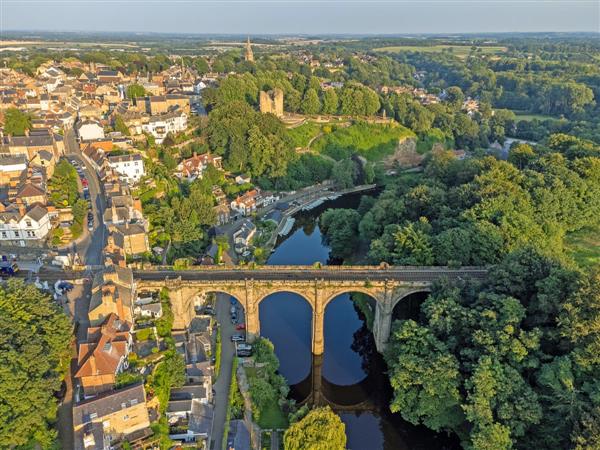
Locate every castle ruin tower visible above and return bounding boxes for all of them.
[245,36,254,62]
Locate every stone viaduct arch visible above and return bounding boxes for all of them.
[134,266,486,354]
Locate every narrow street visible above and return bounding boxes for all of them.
[211,293,238,450]
[56,281,92,450]
[64,129,107,266]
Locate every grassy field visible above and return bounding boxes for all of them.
[287,122,322,148]
[513,111,559,122]
[312,122,415,161]
[373,44,506,58]
[565,225,600,270]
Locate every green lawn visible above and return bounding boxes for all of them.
[513,111,559,122]
[257,399,288,429]
[287,122,322,149]
[373,44,506,58]
[312,122,415,161]
[565,225,600,270]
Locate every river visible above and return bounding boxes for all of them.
[259,192,460,450]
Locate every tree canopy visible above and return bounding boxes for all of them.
[3,107,32,136]
[284,407,346,450]
[0,279,71,448]
[385,250,600,450]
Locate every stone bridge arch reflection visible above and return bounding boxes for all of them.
[289,288,434,412]
[258,291,314,385]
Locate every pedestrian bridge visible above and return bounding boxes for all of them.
[135,265,487,354]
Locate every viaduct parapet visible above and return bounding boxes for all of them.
[134,265,487,354]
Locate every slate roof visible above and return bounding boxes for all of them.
[72,383,146,427]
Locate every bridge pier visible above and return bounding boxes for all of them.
[312,280,325,355]
[373,300,393,353]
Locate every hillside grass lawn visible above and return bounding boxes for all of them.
[311,122,415,161]
[513,111,560,122]
[565,224,600,270]
[287,122,322,148]
[373,44,506,58]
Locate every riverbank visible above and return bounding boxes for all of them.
[261,183,377,255]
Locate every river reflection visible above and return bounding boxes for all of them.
[260,192,460,450]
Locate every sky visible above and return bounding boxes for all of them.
[1,0,599,35]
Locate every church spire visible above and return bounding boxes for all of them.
[245,36,254,62]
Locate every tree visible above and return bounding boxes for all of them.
[284,407,346,450]
[193,57,209,74]
[3,107,31,135]
[0,279,71,448]
[48,159,80,207]
[331,158,357,189]
[508,143,535,169]
[319,208,361,259]
[114,114,130,136]
[321,89,339,115]
[126,83,146,99]
[385,320,463,431]
[300,88,321,115]
[445,86,465,110]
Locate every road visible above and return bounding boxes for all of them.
[134,266,488,283]
[211,293,239,450]
[56,281,92,450]
[64,129,107,266]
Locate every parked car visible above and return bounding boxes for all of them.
[231,315,238,324]
[81,178,89,188]
[57,281,74,292]
[235,324,246,331]
[231,334,245,342]
[0,263,18,276]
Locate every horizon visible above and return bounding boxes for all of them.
[1,1,599,35]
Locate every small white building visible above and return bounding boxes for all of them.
[108,153,145,184]
[76,120,105,142]
[0,205,52,245]
[141,110,187,144]
[134,302,163,318]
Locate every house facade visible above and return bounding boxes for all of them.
[141,110,187,144]
[107,154,145,184]
[0,205,51,245]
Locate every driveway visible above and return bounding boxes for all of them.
[210,293,239,450]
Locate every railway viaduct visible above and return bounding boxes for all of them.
[134,265,487,354]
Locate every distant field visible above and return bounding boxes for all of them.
[513,111,559,122]
[373,45,507,58]
[565,225,600,270]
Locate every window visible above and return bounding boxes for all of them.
[26,231,35,238]
[13,231,20,238]
[1,232,6,239]
[25,220,32,227]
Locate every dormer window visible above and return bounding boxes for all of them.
[25,220,32,227]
